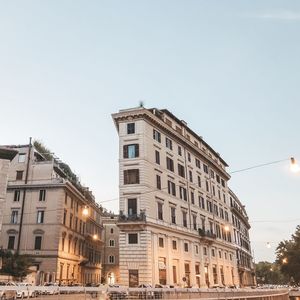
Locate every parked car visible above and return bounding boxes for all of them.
[16,283,36,298]
[44,283,59,295]
[0,282,17,300]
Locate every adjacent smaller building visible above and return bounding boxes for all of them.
[102,215,120,285]
[229,189,255,286]
[0,148,18,237]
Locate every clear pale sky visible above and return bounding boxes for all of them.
[1,0,300,262]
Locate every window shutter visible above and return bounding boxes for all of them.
[123,145,128,158]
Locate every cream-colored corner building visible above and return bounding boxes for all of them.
[112,107,254,288]
[0,144,103,285]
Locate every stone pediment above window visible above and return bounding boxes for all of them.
[7,229,18,234]
[33,229,45,235]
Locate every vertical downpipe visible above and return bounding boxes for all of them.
[17,137,32,253]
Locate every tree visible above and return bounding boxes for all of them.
[276,225,300,284]
[0,250,35,280]
[255,261,287,284]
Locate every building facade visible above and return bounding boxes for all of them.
[229,189,255,286]
[101,215,120,285]
[0,148,17,237]
[112,107,253,288]
[0,143,103,285]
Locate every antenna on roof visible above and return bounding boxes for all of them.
[139,100,144,107]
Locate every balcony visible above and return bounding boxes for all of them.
[118,211,146,230]
[198,228,217,241]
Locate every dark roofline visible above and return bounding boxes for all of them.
[159,109,229,167]
[0,147,18,161]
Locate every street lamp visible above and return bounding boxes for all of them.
[224,225,230,232]
[282,258,288,264]
[82,206,89,216]
[290,157,300,173]
[93,234,98,240]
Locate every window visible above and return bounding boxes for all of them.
[110,228,114,234]
[16,171,23,180]
[178,146,182,156]
[171,207,176,224]
[206,180,209,192]
[216,174,220,184]
[199,196,205,209]
[187,152,191,162]
[63,210,67,225]
[108,255,115,263]
[178,164,185,178]
[219,251,222,258]
[127,123,135,134]
[128,233,138,244]
[153,129,161,143]
[192,214,197,230]
[179,186,187,201]
[182,211,187,227]
[156,175,161,190]
[69,213,73,228]
[124,169,140,184]
[34,236,42,250]
[167,181,176,196]
[7,236,15,250]
[197,176,201,188]
[75,217,78,231]
[109,239,115,247]
[172,240,177,250]
[212,185,216,196]
[37,211,44,224]
[159,237,164,247]
[18,153,26,163]
[11,210,18,224]
[184,242,189,252]
[221,179,225,187]
[195,158,201,169]
[195,245,199,254]
[213,265,218,284]
[210,170,215,179]
[165,137,173,150]
[191,191,195,204]
[203,246,207,256]
[123,144,139,158]
[14,190,21,202]
[129,270,139,287]
[211,248,215,257]
[155,151,160,164]
[128,198,137,216]
[220,208,224,219]
[207,201,212,213]
[203,164,208,174]
[225,211,229,222]
[189,170,193,182]
[166,157,174,172]
[39,190,46,201]
[214,204,219,216]
[157,202,163,220]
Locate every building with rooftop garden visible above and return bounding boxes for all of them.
[0,141,103,285]
[112,106,255,288]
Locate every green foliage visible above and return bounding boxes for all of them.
[255,261,288,284]
[276,225,300,284]
[33,140,54,161]
[0,250,35,279]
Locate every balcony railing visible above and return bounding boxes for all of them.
[119,212,146,222]
[198,228,217,239]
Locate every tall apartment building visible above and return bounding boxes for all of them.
[0,143,103,285]
[229,189,255,286]
[112,107,254,288]
[0,148,17,237]
[101,215,120,284]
